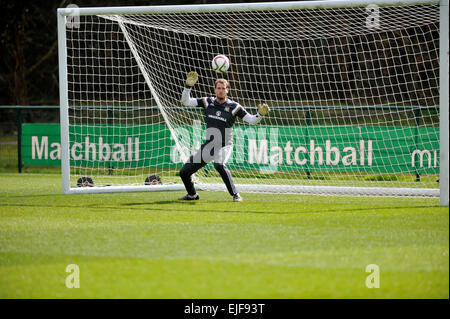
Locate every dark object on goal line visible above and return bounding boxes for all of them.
[77,176,94,187]
[145,174,162,185]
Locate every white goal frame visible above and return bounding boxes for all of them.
[57,0,449,205]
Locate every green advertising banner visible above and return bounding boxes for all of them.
[22,123,439,174]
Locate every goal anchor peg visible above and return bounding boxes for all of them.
[145,174,162,185]
[77,177,94,187]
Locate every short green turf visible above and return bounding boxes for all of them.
[0,173,448,298]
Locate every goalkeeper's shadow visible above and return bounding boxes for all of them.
[122,200,199,206]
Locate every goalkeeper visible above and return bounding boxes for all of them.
[178,71,270,202]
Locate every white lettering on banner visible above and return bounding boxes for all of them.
[71,142,83,160]
[50,142,61,160]
[360,139,365,166]
[260,128,280,173]
[310,140,324,166]
[326,140,340,165]
[249,139,373,167]
[30,136,140,162]
[30,132,437,170]
[294,146,307,165]
[99,137,111,161]
[360,140,373,166]
[32,136,48,160]
[269,146,283,165]
[135,138,140,161]
[169,137,376,167]
[284,141,293,165]
[434,149,437,168]
[127,137,132,161]
[170,127,190,164]
[112,143,125,161]
[191,120,203,155]
[248,139,268,164]
[234,127,256,164]
[411,149,437,168]
[85,136,97,161]
[342,146,357,166]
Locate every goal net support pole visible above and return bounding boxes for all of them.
[439,0,449,206]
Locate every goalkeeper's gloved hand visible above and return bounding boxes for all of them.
[257,103,270,116]
[185,71,198,88]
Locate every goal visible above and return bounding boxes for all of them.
[57,0,449,205]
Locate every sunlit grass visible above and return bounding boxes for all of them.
[0,173,448,298]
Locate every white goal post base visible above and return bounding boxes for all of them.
[198,184,440,197]
[65,184,185,194]
[64,183,439,197]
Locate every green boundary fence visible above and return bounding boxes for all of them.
[0,106,59,173]
[0,105,439,180]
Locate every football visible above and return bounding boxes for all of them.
[212,55,230,73]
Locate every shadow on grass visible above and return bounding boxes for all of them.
[122,201,199,205]
[1,202,441,217]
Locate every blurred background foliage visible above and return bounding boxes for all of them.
[0,0,260,130]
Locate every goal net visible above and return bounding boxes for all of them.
[58,0,448,199]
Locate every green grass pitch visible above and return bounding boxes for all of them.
[0,173,448,299]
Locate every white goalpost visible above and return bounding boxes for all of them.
[57,0,449,205]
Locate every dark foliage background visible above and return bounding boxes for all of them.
[0,0,270,105]
[0,0,267,132]
[0,0,440,134]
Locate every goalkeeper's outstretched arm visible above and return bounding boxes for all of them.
[243,103,270,125]
[180,71,198,107]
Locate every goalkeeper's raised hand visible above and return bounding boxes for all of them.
[257,103,270,116]
[185,71,198,88]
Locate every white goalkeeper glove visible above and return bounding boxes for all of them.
[185,71,198,88]
[257,103,270,116]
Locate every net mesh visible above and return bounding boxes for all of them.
[64,3,440,194]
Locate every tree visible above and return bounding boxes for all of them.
[0,1,69,106]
